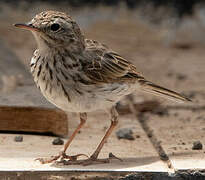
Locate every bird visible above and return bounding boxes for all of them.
[14,10,191,165]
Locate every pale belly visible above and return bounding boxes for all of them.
[30,49,139,113]
[38,79,138,112]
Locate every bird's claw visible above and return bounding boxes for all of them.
[36,152,89,164]
[58,152,122,166]
[108,152,123,162]
[35,155,60,164]
[60,153,89,161]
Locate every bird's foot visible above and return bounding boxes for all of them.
[36,152,89,164]
[58,152,122,166]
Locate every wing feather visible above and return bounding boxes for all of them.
[83,39,190,103]
[83,39,143,83]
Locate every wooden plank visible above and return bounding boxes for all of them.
[0,106,68,136]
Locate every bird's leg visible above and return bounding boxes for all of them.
[59,112,88,160]
[62,113,87,154]
[57,107,122,166]
[37,112,88,164]
[82,106,120,165]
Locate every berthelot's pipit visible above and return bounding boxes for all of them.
[14,11,191,165]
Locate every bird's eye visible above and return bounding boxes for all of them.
[50,23,60,31]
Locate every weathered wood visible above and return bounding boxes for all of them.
[0,106,68,136]
[0,40,68,136]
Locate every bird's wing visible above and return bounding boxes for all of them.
[83,39,191,103]
[83,39,145,83]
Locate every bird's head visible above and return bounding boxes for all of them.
[14,11,85,51]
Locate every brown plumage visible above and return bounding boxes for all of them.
[83,38,190,102]
[14,10,191,166]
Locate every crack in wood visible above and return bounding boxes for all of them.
[126,94,174,170]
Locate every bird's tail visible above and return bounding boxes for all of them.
[139,80,191,103]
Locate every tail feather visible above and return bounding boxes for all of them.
[140,80,191,103]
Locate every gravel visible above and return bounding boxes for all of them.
[14,135,23,142]
[192,141,203,150]
[116,128,134,140]
[52,137,64,145]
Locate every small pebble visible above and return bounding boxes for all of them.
[14,135,23,142]
[173,112,178,117]
[52,137,64,145]
[192,141,203,150]
[167,72,173,77]
[147,132,152,138]
[176,73,187,81]
[116,128,134,140]
[160,152,168,161]
[136,135,140,138]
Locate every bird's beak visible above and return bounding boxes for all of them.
[14,23,40,32]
